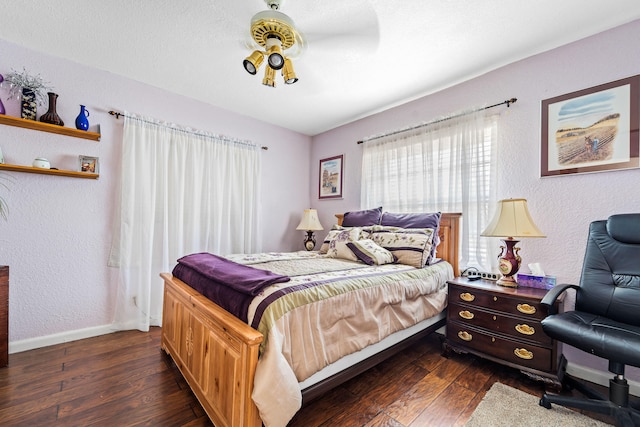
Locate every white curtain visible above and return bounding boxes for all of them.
[109,112,261,331]
[361,109,498,271]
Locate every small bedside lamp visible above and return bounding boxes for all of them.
[296,209,324,251]
[481,198,545,287]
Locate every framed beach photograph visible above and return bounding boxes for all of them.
[78,155,99,174]
[541,75,639,177]
[319,155,343,199]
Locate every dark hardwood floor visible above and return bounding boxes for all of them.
[0,327,626,426]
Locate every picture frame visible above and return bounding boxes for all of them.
[319,155,343,199]
[78,155,99,174]
[541,75,639,177]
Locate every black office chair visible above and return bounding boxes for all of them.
[539,214,640,426]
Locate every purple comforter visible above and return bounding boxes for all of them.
[171,252,290,322]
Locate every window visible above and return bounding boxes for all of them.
[361,109,498,270]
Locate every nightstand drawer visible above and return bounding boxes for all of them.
[448,301,551,346]
[447,321,552,372]
[449,284,546,320]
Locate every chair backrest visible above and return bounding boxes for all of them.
[576,214,640,327]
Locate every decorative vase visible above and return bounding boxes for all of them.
[21,88,37,120]
[39,92,64,126]
[75,105,90,131]
[0,74,5,115]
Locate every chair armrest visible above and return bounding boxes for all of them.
[541,283,579,314]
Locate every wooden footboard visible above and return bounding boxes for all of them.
[161,272,263,427]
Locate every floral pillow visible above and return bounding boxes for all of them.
[369,227,435,268]
[319,225,372,254]
[346,239,395,265]
[325,228,363,261]
[381,212,442,262]
[319,229,342,254]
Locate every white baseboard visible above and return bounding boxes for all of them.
[8,324,116,354]
[567,361,640,397]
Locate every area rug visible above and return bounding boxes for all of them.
[465,382,611,426]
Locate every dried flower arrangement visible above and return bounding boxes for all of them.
[2,67,52,105]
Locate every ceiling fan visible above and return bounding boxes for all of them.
[242,0,305,87]
[242,0,379,88]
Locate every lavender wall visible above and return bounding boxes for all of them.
[311,20,640,385]
[0,39,311,349]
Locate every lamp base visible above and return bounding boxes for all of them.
[497,238,521,288]
[303,231,316,251]
[497,275,518,287]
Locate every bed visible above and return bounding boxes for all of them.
[160,212,460,427]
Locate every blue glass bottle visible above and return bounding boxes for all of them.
[75,105,90,130]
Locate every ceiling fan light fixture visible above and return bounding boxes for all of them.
[246,1,304,87]
[262,64,276,87]
[243,50,265,75]
[265,37,285,70]
[282,57,298,84]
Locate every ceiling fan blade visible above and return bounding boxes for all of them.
[294,0,380,55]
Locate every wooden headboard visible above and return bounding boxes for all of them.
[335,212,461,276]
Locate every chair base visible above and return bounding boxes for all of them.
[539,356,640,426]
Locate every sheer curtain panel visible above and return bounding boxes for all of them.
[361,109,498,271]
[110,112,261,331]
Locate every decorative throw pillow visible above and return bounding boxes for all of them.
[380,212,442,262]
[370,227,435,268]
[319,229,342,254]
[342,206,383,227]
[319,225,373,254]
[346,239,395,266]
[326,228,363,261]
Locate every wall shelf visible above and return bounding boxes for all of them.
[0,114,100,141]
[0,163,99,179]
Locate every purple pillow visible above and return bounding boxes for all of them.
[381,212,442,263]
[380,212,441,229]
[342,206,383,227]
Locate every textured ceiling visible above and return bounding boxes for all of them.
[0,1,639,135]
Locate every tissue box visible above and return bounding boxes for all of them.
[516,273,556,290]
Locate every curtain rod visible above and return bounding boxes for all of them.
[108,110,268,150]
[356,98,517,144]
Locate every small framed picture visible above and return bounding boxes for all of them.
[78,155,99,174]
[319,154,343,199]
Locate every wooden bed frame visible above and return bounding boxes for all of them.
[160,212,460,427]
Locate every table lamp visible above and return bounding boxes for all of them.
[481,198,545,287]
[296,209,324,251]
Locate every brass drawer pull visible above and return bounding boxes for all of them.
[515,324,535,335]
[517,303,536,315]
[457,331,473,341]
[514,348,534,360]
[460,292,475,302]
[459,310,474,320]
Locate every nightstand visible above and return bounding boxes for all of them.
[443,277,562,385]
